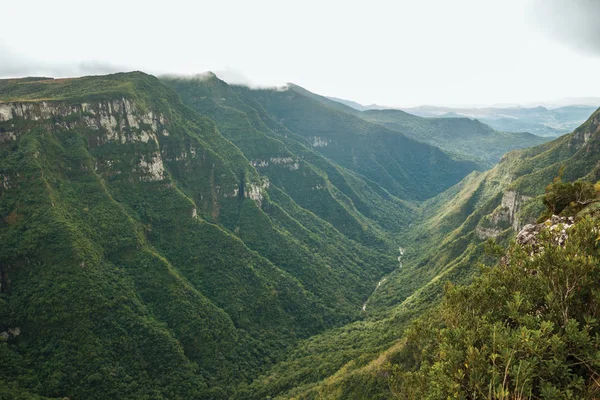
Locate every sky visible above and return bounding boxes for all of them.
[1,0,600,107]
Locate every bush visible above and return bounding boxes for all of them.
[389,214,600,399]
[540,167,599,220]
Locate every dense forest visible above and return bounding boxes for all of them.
[0,72,598,399]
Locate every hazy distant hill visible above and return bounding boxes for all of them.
[321,92,550,168]
[326,95,598,137]
[325,96,390,111]
[403,104,599,136]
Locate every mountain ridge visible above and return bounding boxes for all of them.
[241,105,600,399]
[1,71,598,399]
[0,72,406,398]
[295,86,550,168]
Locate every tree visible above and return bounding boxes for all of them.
[540,169,598,220]
[389,215,600,399]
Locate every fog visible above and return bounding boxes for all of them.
[1,0,600,107]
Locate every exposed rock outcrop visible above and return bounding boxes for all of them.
[0,99,168,146]
[516,215,575,254]
[475,226,502,239]
[311,137,330,147]
[138,152,165,182]
[501,215,576,266]
[251,157,300,171]
[476,190,534,240]
[491,190,532,231]
[569,110,600,150]
[1,99,173,184]
[247,179,270,207]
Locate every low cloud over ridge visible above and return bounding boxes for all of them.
[0,43,125,78]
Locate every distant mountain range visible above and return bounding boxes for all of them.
[328,96,599,137]
[404,104,599,137]
[325,96,391,112]
[323,92,548,168]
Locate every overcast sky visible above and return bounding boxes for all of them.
[2,0,600,107]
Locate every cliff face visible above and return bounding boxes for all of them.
[0,98,270,198]
[0,78,322,398]
[0,99,168,180]
[0,98,165,130]
[0,73,408,399]
[484,189,533,236]
[569,108,600,149]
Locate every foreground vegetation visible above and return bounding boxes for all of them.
[288,180,600,399]
[388,180,600,399]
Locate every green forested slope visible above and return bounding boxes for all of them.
[243,107,600,399]
[295,85,549,168]
[161,73,412,246]
[296,195,600,399]
[0,73,320,399]
[231,83,480,201]
[1,71,597,400]
[360,109,548,167]
[0,72,417,399]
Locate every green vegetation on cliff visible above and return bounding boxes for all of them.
[242,107,600,399]
[387,181,600,399]
[1,71,598,400]
[308,87,550,169]
[0,72,411,399]
[231,82,480,201]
